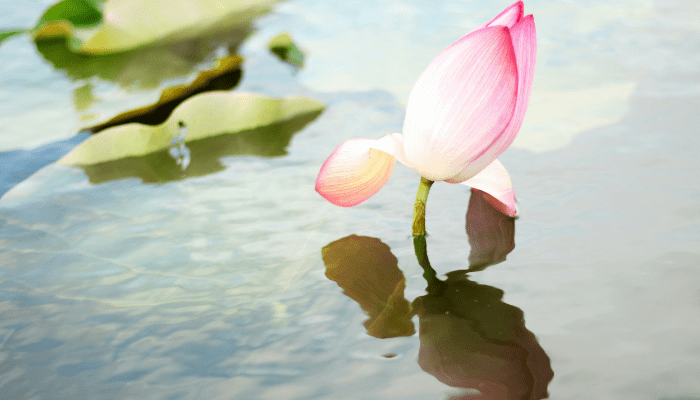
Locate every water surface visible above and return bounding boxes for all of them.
[1,0,699,399]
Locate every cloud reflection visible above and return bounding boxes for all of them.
[321,191,553,399]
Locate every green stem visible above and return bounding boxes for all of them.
[413,234,446,296]
[412,177,434,237]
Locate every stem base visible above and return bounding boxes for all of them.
[412,177,434,237]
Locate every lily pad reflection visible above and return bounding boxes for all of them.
[87,55,243,133]
[80,110,323,184]
[35,27,250,90]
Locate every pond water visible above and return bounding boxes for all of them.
[1,0,700,399]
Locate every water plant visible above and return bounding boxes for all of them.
[315,1,536,236]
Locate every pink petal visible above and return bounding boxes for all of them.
[485,1,524,29]
[505,14,537,142]
[457,159,517,217]
[463,14,537,177]
[315,136,400,207]
[402,26,518,181]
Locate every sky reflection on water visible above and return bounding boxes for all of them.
[1,0,700,399]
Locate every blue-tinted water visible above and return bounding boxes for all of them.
[1,0,699,399]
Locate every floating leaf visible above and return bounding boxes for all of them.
[58,92,325,166]
[33,0,106,40]
[31,0,278,54]
[268,33,304,68]
[78,109,323,183]
[34,18,251,89]
[87,55,243,133]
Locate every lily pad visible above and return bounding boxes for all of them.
[78,109,323,183]
[30,0,278,54]
[58,91,325,166]
[33,0,105,36]
[87,55,243,133]
[35,26,250,89]
[268,33,305,68]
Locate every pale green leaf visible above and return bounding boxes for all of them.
[268,32,305,68]
[35,32,248,90]
[87,55,244,133]
[32,0,279,54]
[78,109,322,183]
[58,92,325,166]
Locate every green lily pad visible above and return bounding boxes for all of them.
[87,55,243,133]
[34,0,105,34]
[268,33,305,68]
[78,109,323,184]
[30,0,278,54]
[58,92,325,166]
[35,31,250,90]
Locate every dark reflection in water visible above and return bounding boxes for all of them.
[465,191,516,272]
[80,110,323,184]
[323,235,415,338]
[322,191,553,399]
[35,26,252,90]
[414,235,553,400]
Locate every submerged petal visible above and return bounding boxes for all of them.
[315,136,401,207]
[402,26,518,181]
[455,159,517,217]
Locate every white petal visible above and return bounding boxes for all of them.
[402,26,518,181]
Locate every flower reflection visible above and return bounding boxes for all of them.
[466,189,516,272]
[322,235,415,338]
[413,272,553,400]
[321,191,553,399]
[414,231,553,400]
